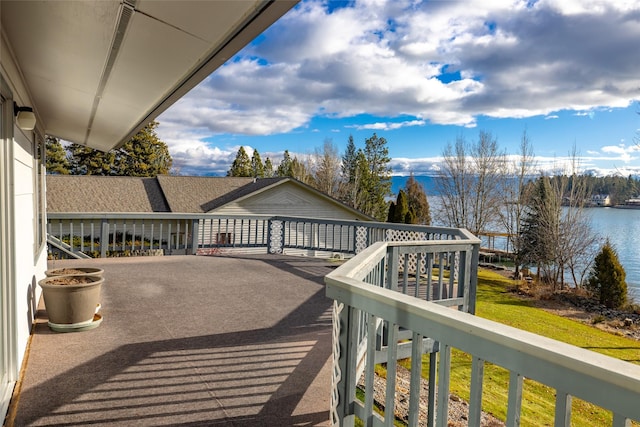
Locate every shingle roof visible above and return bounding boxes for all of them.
[155,175,255,213]
[46,175,370,219]
[46,175,170,213]
[199,177,286,212]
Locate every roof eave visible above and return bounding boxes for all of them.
[114,0,298,149]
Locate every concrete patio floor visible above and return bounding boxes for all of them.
[7,254,335,426]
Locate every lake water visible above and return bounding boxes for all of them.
[588,207,640,302]
[391,177,640,302]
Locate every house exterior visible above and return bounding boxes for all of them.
[0,1,297,420]
[46,175,372,257]
[590,194,611,207]
[46,175,371,220]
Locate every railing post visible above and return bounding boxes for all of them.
[386,245,399,291]
[189,219,199,255]
[100,219,108,258]
[468,241,480,314]
[267,218,273,253]
[331,302,356,427]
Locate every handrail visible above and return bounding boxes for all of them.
[46,213,475,259]
[325,240,640,427]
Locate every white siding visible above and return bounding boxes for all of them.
[1,44,48,421]
[214,182,369,221]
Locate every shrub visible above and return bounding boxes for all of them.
[587,240,627,309]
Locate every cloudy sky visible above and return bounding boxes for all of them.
[156,0,640,177]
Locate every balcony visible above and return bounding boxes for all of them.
[9,253,335,426]
[9,215,640,426]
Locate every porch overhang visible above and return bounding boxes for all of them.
[1,0,297,151]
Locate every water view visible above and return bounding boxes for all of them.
[391,177,640,302]
[588,207,640,302]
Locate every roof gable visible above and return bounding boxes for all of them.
[156,175,255,213]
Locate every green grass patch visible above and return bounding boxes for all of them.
[396,268,640,426]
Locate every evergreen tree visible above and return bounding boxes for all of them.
[405,173,431,225]
[361,133,392,221]
[354,149,370,213]
[340,135,359,208]
[67,121,171,176]
[387,201,395,222]
[45,136,70,174]
[264,158,274,177]
[117,122,172,176]
[277,150,293,177]
[251,149,265,178]
[587,240,627,309]
[520,175,560,283]
[227,147,252,177]
[387,190,409,223]
[68,143,117,175]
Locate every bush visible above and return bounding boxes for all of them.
[587,240,627,309]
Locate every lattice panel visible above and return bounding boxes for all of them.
[330,300,344,426]
[268,220,283,253]
[355,226,368,254]
[386,229,430,273]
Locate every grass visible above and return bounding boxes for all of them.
[392,268,640,426]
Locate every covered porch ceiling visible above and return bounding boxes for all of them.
[1,0,297,152]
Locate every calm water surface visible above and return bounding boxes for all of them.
[588,207,640,302]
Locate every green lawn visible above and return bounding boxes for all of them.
[418,269,640,425]
[363,268,639,425]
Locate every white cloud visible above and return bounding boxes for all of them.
[156,0,640,173]
[348,119,426,131]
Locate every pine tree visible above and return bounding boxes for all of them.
[520,175,559,281]
[405,173,431,225]
[45,136,70,174]
[227,147,252,177]
[277,150,293,177]
[388,190,409,223]
[361,133,392,221]
[66,121,171,176]
[251,149,264,178]
[587,240,627,309]
[340,135,359,208]
[264,158,274,177]
[117,122,172,176]
[68,143,117,175]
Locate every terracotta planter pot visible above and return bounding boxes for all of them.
[45,267,104,278]
[38,275,103,330]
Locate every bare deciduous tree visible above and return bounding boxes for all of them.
[435,131,505,234]
[310,139,341,198]
[499,130,537,278]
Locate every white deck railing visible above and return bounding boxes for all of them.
[325,241,640,427]
[46,213,477,262]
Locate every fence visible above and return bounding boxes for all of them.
[46,213,477,260]
[325,240,640,427]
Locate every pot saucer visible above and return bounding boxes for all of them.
[48,313,103,333]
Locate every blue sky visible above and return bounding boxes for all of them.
[156,0,640,177]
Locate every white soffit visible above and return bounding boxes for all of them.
[1,0,297,152]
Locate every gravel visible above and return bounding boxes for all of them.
[359,365,504,426]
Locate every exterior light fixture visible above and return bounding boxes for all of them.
[14,102,36,131]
